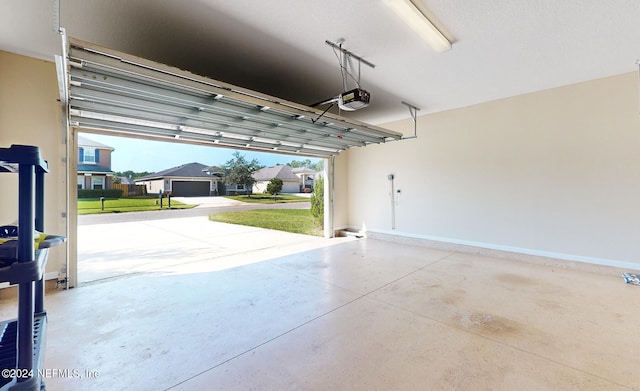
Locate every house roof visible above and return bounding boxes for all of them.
[77,164,114,174]
[253,165,300,182]
[77,135,114,150]
[203,166,225,177]
[137,162,216,180]
[291,167,317,175]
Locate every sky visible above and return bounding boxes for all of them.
[81,132,323,173]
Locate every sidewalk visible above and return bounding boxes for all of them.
[173,194,312,208]
[170,196,244,208]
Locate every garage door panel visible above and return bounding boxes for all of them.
[172,181,210,197]
[61,37,403,158]
[70,74,383,147]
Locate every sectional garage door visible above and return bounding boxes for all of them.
[57,38,403,158]
[172,181,210,196]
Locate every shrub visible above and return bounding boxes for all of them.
[310,177,324,227]
[266,178,283,195]
[78,188,123,199]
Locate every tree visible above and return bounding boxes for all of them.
[310,176,324,227]
[286,158,324,173]
[222,151,262,197]
[266,177,283,200]
[287,159,313,168]
[114,170,153,181]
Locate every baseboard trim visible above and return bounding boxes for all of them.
[353,227,640,275]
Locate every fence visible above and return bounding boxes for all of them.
[112,183,147,197]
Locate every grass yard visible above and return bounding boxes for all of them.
[78,196,196,215]
[224,194,310,204]
[208,209,323,236]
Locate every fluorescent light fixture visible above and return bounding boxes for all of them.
[385,0,451,52]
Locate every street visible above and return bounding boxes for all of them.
[78,201,311,225]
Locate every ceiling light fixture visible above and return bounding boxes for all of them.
[385,0,451,52]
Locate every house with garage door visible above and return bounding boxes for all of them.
[77,135,115,190]
[291,167,317,192]
[252,165,301,194]
[135,162,224,196]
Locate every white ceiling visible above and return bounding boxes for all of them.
[2,0,640,125]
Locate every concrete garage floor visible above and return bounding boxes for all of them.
[2,216,640,390]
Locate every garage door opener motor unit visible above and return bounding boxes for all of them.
[339,88,370,111]
[312,40,374,116]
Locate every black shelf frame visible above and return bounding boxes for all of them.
[0,145,65,391]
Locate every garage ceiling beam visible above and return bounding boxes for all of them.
[63,38,403,158]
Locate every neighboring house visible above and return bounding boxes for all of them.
[292,167,317,192]
[135,162,223,196]
[77,135,115,190]
[252,165,300,194]
[117,176,134,185]
[202,165,234,195]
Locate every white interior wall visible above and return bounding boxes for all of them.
[344,72,640,268]
[0,51,67,282]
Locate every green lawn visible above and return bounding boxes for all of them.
[208,209,323,236]
[78,196,196,215]
[224,194,310,204]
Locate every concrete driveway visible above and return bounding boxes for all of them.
[77,197,323,284]
[78,215,333,284]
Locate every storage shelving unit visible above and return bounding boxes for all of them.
[0,145,65,391]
